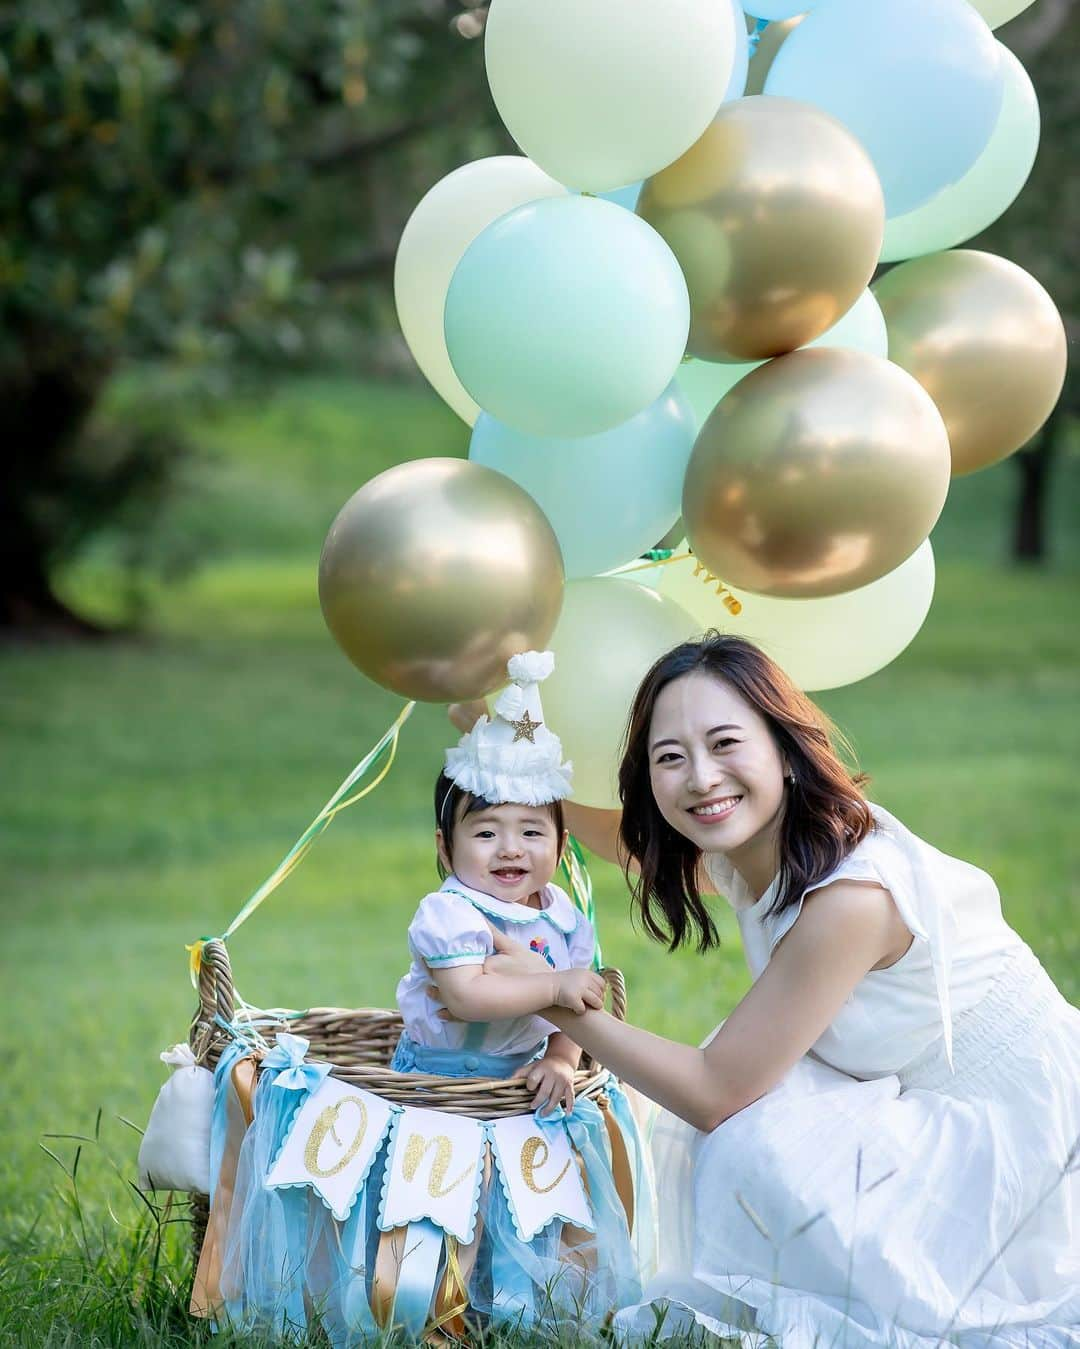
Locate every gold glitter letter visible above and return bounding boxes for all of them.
[520,1135,571,1195]
[402,1132,473,1199]
[303,1096,368,1178]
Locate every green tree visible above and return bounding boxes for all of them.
[0,0,499,633]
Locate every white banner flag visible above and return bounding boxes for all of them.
[379,1105,486,1243]
[490,1114,593,1242]
[266,1077,394,1222]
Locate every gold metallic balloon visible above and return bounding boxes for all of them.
[683,348,950,598]
[318,458,564,702]
[874,250,1067,477]
[637,96,884,363]
[744,16,803,96]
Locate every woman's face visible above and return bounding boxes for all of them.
[647,670,788,857]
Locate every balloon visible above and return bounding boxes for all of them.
[469,382,696,578]
[318,459,564,702]
[723,1,750,102]
[765,0,1003,217]
[637,97,883,362]
[444,196,690,437]
[677,289,888,431]
[881,46,1039,263]
[542,578,701,808]
[744,15,802,96]
[484,0,737,192]
[394,157,567,426]
[683,348,950,597]
[874,251,1068,477]
[971,0,1035,25]
[658,541,935,690]
[744,0,808,17]
[599,182,642,211]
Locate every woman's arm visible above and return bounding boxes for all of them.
[432,963,606,1022]
[501,880,908,1131]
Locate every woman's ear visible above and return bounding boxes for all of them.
[435,828,452,874]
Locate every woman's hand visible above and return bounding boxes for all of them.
[447,699,487,735]
[512,1054,576,1115]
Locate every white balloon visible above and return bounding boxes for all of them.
[393,157,567,425]
[677,289,889,431]
[658,541,935,690]
[485,0,737,192]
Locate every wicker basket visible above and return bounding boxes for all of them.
[187,937,628,1258]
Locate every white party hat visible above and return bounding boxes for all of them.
[444,651,573,806]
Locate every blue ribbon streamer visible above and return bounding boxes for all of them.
[391,1218,446,1338]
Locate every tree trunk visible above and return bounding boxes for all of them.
[1010,401,1064,564]
[0,332,113,639]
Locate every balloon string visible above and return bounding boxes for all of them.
[619,550,743,615]
[187,701,416,984]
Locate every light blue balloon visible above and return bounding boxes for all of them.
[744,1,808,22]
[599,181,643,211]
[722,1,750,102]
[445,196,689,437]
[469,382,695,577]
[765,0,1004,217]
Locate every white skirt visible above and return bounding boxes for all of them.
[616,945,1080,1348]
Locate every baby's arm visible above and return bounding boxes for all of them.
[431,963,605,1023]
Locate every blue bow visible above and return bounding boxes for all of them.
[262,1032,332,1093]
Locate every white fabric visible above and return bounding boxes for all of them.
[616,806,1080,1347]
[138,1044,214,1192]
[444,649,573,805]
[396,876,596,1056]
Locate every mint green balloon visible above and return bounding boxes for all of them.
[677,289,888,431]
[445,196,690,437]
[881,45,1038,263]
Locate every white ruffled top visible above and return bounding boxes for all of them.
[705,804,1025,1079]
[396,876,597,1056]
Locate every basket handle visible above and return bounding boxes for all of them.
[189,938,236,1065]
[599,965,627,1022]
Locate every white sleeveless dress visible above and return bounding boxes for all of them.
[617,805,1080,1348]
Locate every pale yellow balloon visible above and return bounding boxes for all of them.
[874,250,1067,477]
[658,541,935,690]
[393,157,568,425]
[969,0,1034,27]
[683,347,950,597]
[541,578,700,808]
[637,96,884,362]
[319,459,564,702]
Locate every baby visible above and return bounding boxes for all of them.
[394,651,603,1113]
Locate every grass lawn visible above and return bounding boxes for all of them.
[2,373,1078,1343]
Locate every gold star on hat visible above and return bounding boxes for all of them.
[509,710,541,744]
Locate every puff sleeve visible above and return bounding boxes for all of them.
[407,891,494,969]
[566,910,598,970]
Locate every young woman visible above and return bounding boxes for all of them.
[456,634,1080,1347]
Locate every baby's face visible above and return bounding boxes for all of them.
[440,801,563,906]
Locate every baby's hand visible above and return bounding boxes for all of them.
[554,968,606,1014]
[512,1053,576,1116]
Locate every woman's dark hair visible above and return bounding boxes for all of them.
[618,633,872,952]
[433,772,566,879]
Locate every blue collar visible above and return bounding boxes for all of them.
[441,877,578,935]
